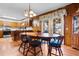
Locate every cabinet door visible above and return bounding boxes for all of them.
[73,16,79,33]
[72,34,79,49]
[76,35,79,49]
[72,14,79,49]
[77,34,79,49]
[0,31,3,38]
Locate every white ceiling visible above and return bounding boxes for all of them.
[0,3,70,21]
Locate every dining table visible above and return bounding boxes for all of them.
[20,32,53,40]
[20,32,63,44]
[20,32,61,39]
[20,32,63,55]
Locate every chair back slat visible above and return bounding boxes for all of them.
[51,36,64,45]
[20,34,32,43]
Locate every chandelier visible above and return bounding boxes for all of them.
[22,3,37,27]
[24,3,36,18]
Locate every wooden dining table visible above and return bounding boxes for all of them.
[20,32,63,55]
[20,32,53,40]
[20,32,63,43]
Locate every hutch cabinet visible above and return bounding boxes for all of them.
[72,13,79,49]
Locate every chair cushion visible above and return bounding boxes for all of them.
[49,41,61,47]
[30,40,41,47]
[41,38,49,41]
[22,35,32,43]
[23,40,29,43]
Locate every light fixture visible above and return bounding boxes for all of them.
[22,23,25,26]
[23,3,37,27]
[24,3,36,17]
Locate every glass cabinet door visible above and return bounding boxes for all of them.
[73,16,79,33]
[72,14,79,49]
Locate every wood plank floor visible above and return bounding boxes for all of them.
[0,37,79,56]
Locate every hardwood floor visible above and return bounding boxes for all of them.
[0,37,79,56]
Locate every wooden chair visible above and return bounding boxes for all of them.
[48,36,64,56]
[18,35,31,55]
[25,36,43,56]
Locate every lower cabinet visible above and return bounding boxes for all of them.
[0,31,3,38]
[72,34,79,49]
[11,31,20,41]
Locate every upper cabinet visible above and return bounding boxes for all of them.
[0,20,3,26]
[73,15,79,33]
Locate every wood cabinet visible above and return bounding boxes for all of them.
[72,14,79,49]
[11,31,21,41]
[9,22,17,28]
[0,31,3,38]
[0,20,3,26]
[72,34,79,49]
[0,21,3,38]
[64,15,72,46]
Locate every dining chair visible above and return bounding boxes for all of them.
[41,32,50,44]
[41,37,50,45]
[48,36,64,56]
[18,34,32,55]
[25,36,43,56]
